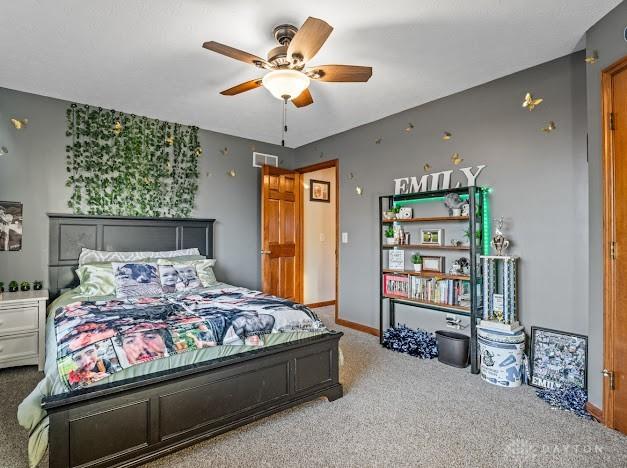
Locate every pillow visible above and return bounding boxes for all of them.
[157,258,217,287]
[76,263,117,297]
[112,262,163,298]
[79,248,201,266]
[76,256,207,297]
[158,264,203,293]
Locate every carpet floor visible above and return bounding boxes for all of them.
[1,306,626,467]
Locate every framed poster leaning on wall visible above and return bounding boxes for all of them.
[529,326,588,390]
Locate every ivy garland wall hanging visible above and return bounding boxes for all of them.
[65,103,201,217]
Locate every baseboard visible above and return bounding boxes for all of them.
[586,402,604,423]
[336,317,380,337]
[306,300,336,309]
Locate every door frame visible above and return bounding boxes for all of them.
[601,54,627,429]
[296,159,339,321]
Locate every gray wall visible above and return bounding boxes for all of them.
[586,1,627,407]
[295,53,589,367]
[0,87,294,290]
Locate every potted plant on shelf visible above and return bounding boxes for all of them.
[20,281,31,292]
[383,208,395,220]
[463,228,482,246]
[384,226,396,245]
[8,281,18,293]
[33,280,43,291]
[392,206,401,219]
[411,253,423,272]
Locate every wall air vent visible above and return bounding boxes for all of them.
[252,152,279,168]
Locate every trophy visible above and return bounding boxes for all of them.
[491,217,510,256]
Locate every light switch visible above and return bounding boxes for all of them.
[342,232,348,243]
[319,233,326,242]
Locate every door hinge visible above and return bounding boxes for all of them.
[602,369,616,390]
[609,112,616,131]
[611,241,617,260]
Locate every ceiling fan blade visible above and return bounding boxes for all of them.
[287,17,333,65]
[309,65,372,82]
[292,88,314,108]
[220,78,263,96]
[203,41,270,68]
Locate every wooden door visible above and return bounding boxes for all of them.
[261,165,301,301]
[603,56,627,433]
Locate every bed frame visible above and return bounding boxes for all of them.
[43,214,343,468]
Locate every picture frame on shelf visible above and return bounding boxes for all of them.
[310,179,330,202]
[420,228,443,245]
[529,327,588,390]
[421,256,444,273]
[388,250,405,271]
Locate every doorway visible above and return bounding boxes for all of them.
[297,160,338,316]
[602,54,627,433]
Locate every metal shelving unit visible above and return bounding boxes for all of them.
[378,186,488,374]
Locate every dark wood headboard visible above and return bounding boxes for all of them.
[48,213,215,298]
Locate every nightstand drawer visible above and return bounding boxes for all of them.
[0,332,38,363]
[0,305,39,335]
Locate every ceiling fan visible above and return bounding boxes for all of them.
[202,16,372,108]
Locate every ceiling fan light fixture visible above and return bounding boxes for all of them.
[262,69,310,101]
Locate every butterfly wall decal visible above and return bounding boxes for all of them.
[442,131,452,141]
[542,121,556,133]
[584,52,598,64]
[522,92,543,111]
[10,118,28,130]
[112,121,123,135]
[423,163,432,172]
[451,152,463,165]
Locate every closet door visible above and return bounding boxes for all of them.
[260,165,301,302]
[603,55,627,433]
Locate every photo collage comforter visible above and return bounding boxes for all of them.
[54,287,325,390]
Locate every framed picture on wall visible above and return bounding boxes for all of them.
[0,201,23,251]
[529,327,588,390]
[310,179,331,202]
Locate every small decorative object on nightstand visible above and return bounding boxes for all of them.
[0,289,48,371]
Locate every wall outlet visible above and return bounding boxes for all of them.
[341,232,348,243]
[319,233,326,242]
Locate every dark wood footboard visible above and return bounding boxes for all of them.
[43,332,343,468]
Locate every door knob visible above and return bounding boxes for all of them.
[260,250,271,255]
[602,368,616,390]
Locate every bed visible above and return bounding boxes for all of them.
[18,214,343,468]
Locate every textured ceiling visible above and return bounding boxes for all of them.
[0,0,620,147]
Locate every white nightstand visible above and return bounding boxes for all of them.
[0,289,48,371]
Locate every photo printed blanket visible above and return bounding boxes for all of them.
[54,287,325,390]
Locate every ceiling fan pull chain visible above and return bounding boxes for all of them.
[281,97,287,147]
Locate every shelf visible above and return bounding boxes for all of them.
[383,295,471,315]
[382,216,469,223]
[382,244,470,251]
[382,269,470,281]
